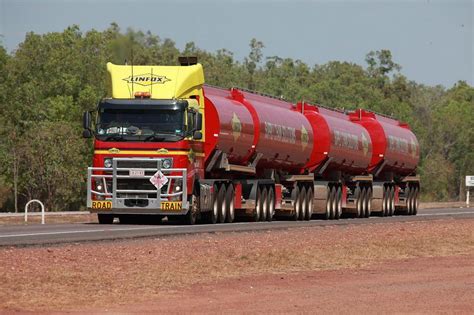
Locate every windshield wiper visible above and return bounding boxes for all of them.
[103,134,125,141]
[143,132,182,142]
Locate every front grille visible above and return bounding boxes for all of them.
[116,160,162,169]
[117,178,168,198]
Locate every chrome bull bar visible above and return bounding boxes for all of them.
[86,157,188,214]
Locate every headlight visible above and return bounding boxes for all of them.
[104,158,113,168]
[162,158,172,169]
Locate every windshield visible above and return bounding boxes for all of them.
[95,107,185,142]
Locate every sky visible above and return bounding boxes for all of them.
[0,0,472,87]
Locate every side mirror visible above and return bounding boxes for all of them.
[195,112,203,130]
[82,129,92,138]
[193,131,203,140]
[83,111,91,130]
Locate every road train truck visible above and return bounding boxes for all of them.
[83,58,420,224]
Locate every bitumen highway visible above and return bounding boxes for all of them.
[0,207,473,247]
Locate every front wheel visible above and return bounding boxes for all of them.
[98,213,114,224]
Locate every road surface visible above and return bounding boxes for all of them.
[0,207,473,247]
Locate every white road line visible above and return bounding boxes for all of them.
[1,211,473,239]
[417,211,474,216]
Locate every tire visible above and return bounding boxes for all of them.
[98,213,114,224]
[299,186,307,221]
[329,186,336,220]
[305,187,313,221]
[324,187,331,220]
[405,186,411,215]
[183,194,198,225]
[204,184,219,224]
[412,186,419,215]
[260,187,268,222]
[383,186,389,217]
[335,186,342,220]
[253,187,262,222]
[365,187,372,218]
[355,186,363,218]
[225,184,235,223]
[292,186,301,221]
[217,184,226,223]
[389,186,395,217]
[267,187,275,222]
[360,187,367,218]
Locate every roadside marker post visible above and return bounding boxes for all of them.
[466,176,474,207]
[24,199,45,224]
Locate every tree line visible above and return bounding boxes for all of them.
[0,24,472,212]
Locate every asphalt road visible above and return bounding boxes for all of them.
[0,207,473,247]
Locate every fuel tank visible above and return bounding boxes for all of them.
[203,86,314,173]
[300,103,372,176]
[349,109,420,177]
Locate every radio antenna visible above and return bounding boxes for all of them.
[150,67,153,98]
[131,46,134,97]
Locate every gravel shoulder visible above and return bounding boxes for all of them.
[0,218,473,312]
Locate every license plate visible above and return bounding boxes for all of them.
[92,200,112,210]
[129,169,145,177]
[161,201,182,211]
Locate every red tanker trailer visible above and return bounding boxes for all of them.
[83,58,420,224]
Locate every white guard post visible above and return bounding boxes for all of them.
[24,199,45,224]
[466,176,474,207]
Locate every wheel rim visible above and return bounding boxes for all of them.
[294,186,300,220]
[268,188,274,221]
[255,188,262,221]
[406,187,412,215]
[325,187,331,220]
[299,187,306,221]
[307,189,313,220]
[330,187,336,220]
[413,187,419,215]
[336,187,342,220]
[355,187,362,218]
[365,188,372,218]
[390,187,395,216]
[261,188,268,222]
[226,185,235,223]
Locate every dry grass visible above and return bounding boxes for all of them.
[0,218,473,311]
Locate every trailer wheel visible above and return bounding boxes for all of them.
[388,186,395,217]
[253,187,262,222]
[405,186,413,215]
[323,187,331,220]
[267,187,275,222]
[217,184,227,224]
[203,184,219,224]
[412,186,419,215]
[260,187,268,222]
[329,186,337,220]
[365,187,372,218]
[98,213,114,224]
[299,186,307,221]
[305,187,313,221]
[225,184,235,223]
[291,186,301,221]
[360,187,367,218]
[355,186,362,218]
[335,186,342,220]
[382,186,389,217]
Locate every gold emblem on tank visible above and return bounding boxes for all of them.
[231,112,242,141]
[301,125,309,151]
[108,148,120,154]
[361,133,369,156]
